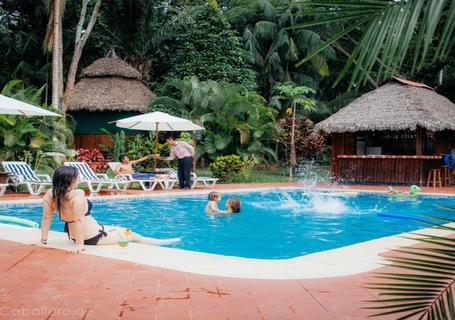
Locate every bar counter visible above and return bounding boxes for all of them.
[335,155,443,185]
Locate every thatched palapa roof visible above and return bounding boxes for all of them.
[316,78,455,134]
[68,57,153,112]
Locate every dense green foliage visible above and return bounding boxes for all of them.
[0,80,73,172]
[209,155,245,182]
[163,4,255,90]
[0,0,454,172]
[149,77,280,162]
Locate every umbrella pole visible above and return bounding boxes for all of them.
[154,123,159,170]
[192,135,197,172]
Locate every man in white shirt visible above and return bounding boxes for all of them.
[165,136,195,189]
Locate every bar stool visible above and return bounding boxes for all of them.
[441,166,453,187]
[426,169,442,188]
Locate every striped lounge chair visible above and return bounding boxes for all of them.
[2,161,52,196]
[107,162,159,191]
[156,168,218,189]
[65,162,130,193]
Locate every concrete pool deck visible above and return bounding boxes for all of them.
[0,182,454,319]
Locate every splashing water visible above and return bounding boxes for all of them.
[310,196,349,214]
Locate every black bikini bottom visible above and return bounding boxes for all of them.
[66,224,108,245]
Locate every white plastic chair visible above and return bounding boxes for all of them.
[64,162,130,193]
[108,162,159,191]
[2,161,52,196]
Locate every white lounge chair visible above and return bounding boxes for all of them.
[64,162,130,193]
[155,167,218,189]
[107,162,159,191]
[2,161,52,196]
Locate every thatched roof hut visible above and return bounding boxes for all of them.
[316,78,455,134]
[68,57,153,112]
[68,57,154,150]
[317,78,455,185]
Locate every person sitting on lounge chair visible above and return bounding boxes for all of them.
[114,154,155,180]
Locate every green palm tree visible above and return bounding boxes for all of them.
[291,0,455,89]
[243,0,335,100]
[366,216,455,319]
[149,77,280,162]
[275,83,315,179]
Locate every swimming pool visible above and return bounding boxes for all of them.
[1,189,454,259]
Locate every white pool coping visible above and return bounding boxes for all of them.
[0,223,453,280]
[0,187,454,280]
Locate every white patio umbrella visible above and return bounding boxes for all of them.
[0,94,61,117]
[113,111,204,132]
[112,111,204,168]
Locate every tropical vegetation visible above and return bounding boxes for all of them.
[0,80,73,172]
[0,0,454,175]
[367,215,455,319]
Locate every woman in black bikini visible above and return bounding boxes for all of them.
[41,166,180,252]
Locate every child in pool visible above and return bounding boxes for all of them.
[205,192,242,214]
[205,192,225,214]
[226,198,241,213]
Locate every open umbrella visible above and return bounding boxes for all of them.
[112,111,204,168]
[0,94,61,117]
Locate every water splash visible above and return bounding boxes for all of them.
[310,196,349,214]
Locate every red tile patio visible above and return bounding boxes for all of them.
[0,239,402,320]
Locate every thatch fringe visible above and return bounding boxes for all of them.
[68,57,154,112]
[81,58,142,79]
[316,80,455,133]
[68,78,153,112]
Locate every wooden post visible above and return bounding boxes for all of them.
[416,127,423,155]
[416,127,423,185]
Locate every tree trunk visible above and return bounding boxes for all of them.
[62,47,82,113]
[61,0,102,113]
[289,102,297,180]
[51,0,61,110]
[58,19,64,104]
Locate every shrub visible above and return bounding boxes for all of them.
[77,148,108,172]
[209,155,244,183]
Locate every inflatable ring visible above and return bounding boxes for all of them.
[386,192,418,198]
[0,215,39,228]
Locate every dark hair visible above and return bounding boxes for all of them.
[52,166,79,214]
[208,191,221,201]
[119,154,128,162]
[229,198,241,213]
[166,136,174,141]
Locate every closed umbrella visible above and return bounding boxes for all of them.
[0,94,61,117]
[112,112,204,168]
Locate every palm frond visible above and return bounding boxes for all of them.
[258,0,277,21]
[292,0,455,88]
[254,21,278,40]
[366,215,455,319]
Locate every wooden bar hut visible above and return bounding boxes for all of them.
[68,57,154,149]
[315,78,455,185]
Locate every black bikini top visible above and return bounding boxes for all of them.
[60,199,92,223]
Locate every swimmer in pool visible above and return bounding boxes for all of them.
[41,166,181,253]
[226,198,241,214]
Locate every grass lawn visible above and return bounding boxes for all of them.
[196,165,331,184]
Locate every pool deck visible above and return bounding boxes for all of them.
[1,182,454,319]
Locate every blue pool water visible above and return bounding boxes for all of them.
[0,190,454,259]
